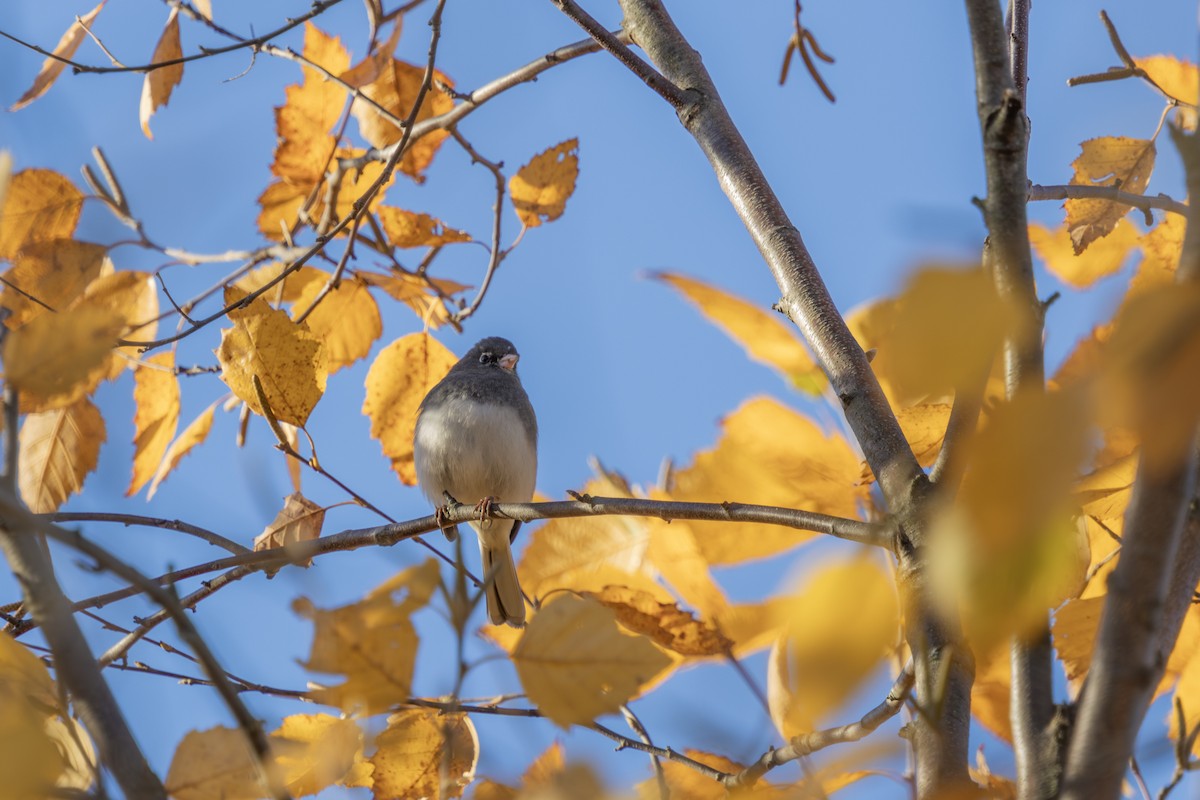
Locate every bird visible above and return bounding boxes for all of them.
[413,336,537,627]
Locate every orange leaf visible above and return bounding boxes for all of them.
[0,240,109,328]
[361,332,456,485]
[147,400,218,500]
[127,353,180,497]
[1029,219,1138,288]
[139,8,184,139]
[4,304,122,409]
[1065,137,1156,254]
[510,139,579,227]
[350,60,454,178]
[10,3,106,111]
[290,278,382,373]
[254,492,325,567]
[376,208,471,248]
[0,170,85,261]
[652,271,825,394]
[582,585,733,656]
[1134,55,1199,106]
[368,710,477,800]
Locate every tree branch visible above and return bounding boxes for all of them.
[1028,184,1187,219]
[46,512,250,555]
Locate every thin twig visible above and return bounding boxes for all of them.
[1029,184,1187,218]
[448,128,506,324]
[44,512,250,556]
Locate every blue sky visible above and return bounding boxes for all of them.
[1,0,1196,796]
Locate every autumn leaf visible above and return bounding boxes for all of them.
[351,59,455,178]
[1065,137,1156,254]
[10,3,106,112]
[147,400,218,500]
[77,269,159,379]
[870,266,1019,405]
[1126,214,1185,303]
[358,271,467,328]
[377,207,472,247]
[1100,283,1200,472]
[234,264,326,302]
[1134,55,1199,106]
[216,286,328,427]
[583,585,733,656]
[254,492,325,568]
[1029,219,1138,288]
[362,332,456,484]
[510,139,579,227]
[18,397,105,514]
[0,633,69,795]
[127,353,180,496]
[4,304,122,409]
[0,170,85,261]
[271,714,363,797]
[768,558,899,737]
[643,511,730,620]
[513,594,672,727]
[971,645,1013,742]
[368,710,477,800]
[165,727,267,800]
[295,560,438,713]
[290,277,381,373]
[139,8,184,139]
[652,271,825,395]
[0,239,109,327]
[667,396,867,565]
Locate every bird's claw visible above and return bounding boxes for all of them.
[437,492,459,542]
[475,496,498,527]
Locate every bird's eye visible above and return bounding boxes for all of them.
[479,352,494,365]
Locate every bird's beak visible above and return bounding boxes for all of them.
[499,353,519,371]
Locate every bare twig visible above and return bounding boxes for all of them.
[45,512,250,556]
[622,705,668,800]
[1029,184,1187,218]
[448,128,506,324]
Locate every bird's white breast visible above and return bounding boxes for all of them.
[413,396,537,509]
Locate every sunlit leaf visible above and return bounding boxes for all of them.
[1127,213,1185,302]
[0,633,69,795]
[4,304,121,409]
[0,170,84,262]
[216,286,328,427]
[1065,137,1156,254]
[10,3,106,111]
[254,492,325,567]
[652,271,825,394]
[289,277,381,373]
[0,239,108,328]
[368,710,477,800]
[362,331,456,485]
[271,714,363,797]
[1134,55,1199,106]
[164,727,266,800]
[513,594,672,727]
[351,59,455,178]
[78,269,159,379]
[768,558,899,737]
[1029,219,1138,288]
[518,507,653,603]
[377,207,472,248]
[643,512,730,620]
[234,264,326,303]
[295,560,438,713]
[358,271,466,328]
[147,400,218,500]
[667,396,866,565]
[17,398,104,514]
[127,353,180,496]
[139,8,184,139]
[971,645,1012,742]
[510,139,579,227]
[583,585,733,656]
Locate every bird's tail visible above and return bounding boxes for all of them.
[480,536,526,628]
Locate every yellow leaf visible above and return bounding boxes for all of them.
[351,60,455,177]
[358,271,467,329]
[10,3,106,111]
[216,286,327,427]
[513,594,672,727]
[932,391,1089,649]
[139,8,184,139]
[652,271,825,395]
[1029,219,1139,288]
[147,400,218,500]
[45,715,96,792]
[290,277,381,373]
[377,208,472,248]
[1100,283,1200,472]
[971,645,1012,742]
[165,727,266,800]
[1127,214,1185,303]
[0,170,85,262]
[362,332,456,485]
[18,397,104,513]
[368,710,477,800]
[4,305,121,409]
[0,632,71,795]
[294,560,438,713]
[1065,137,1156,254]
[0,630,57,710]
[768,558,899,736]
[872,266,1019,405]
[273,24,351,184]
[643,514,730,620]
[1053,595,1104,689]
[858,403,952,484]
[517,513,651,602]
[234,264,326,303]
[582,586,733,656]
[0,240,108,327]
[127,353,180,496]
[667,397,866,565]
[713,597,791,656]
[271,714,362,797]
[77,269,159,378]
[1135,55,1199,106]
[254,492,325,567]
[510,139,579,227]
[646,750,786,800]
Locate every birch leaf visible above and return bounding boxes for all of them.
[18,398,105,513]
[147,400,218,500]
[10,3,106,111]
[1065,137,1156,254]
[0,170,84,261]
[127,353,180,496]
[139,8,184,139]
[510,139,579,227]
[368,710,477,800]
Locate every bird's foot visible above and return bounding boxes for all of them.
[437,492,460,542]
[475,496,498,527]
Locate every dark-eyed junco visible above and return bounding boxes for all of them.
[413,337,537,627]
